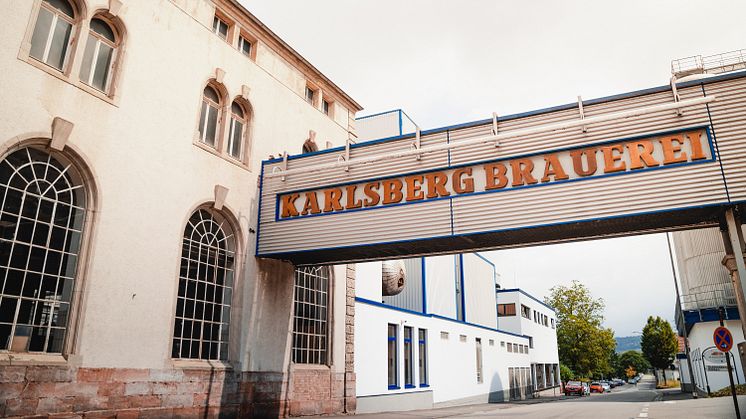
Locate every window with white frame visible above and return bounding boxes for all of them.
[198,84,223,147]
[521,304,531,319]
[238,34,252,57]
[29,0,76,71]
[475,338,483,383]
[227,101,248,161]
[0,147,87,353]
[212,15,229,40]
[172,208,235,360]
[322,99,332,117]
[292,266,330,364]
[305,85,316,106]
[79,18,118,93]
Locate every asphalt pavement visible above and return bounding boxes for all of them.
[329,375,746,419]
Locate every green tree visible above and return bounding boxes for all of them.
[545,281,617,378]
[559,363,574,381]
[617,350,650,377]
[640,316,678,383]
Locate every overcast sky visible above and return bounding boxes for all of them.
[243,0,746,336]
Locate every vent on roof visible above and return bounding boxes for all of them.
[672,49,746,78]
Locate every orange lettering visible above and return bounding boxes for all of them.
[570,148,597,177]
[602,145,626,173]
[345,185,363,210]
[510,159,538,187]
[280,193,300,218]
[453,168,474,194]
[484,163,509,190]
[687,129,707,160]
[363,182,380,207]
[424,172,450,198]
[541,154,569,183]
[660,136,688,164]
[405,175,425,201]
[626,140,659,170]
[382,179,404,204]
[301,192,321,215]
[323,188,344,212]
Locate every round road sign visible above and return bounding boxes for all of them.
[714,326,734,352]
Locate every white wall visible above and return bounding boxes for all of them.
[354,300,531,405]
[425,255,457,318]
[462,254,497,329]
[688,319,745,392]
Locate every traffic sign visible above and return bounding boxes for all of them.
[714,326,734,352]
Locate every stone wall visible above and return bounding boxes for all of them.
[0,366,291,418]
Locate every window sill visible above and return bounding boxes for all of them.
[291,363,331,371]
[19,56,119,107]
[388,385,400,390]
[0,352,68,366]
[419,384,430,388]
[193,139,252,172]
[170,359,233,370]
[404,384,416,389]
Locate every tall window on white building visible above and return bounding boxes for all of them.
[418,329,428,386]
[79,18,119,93]
[172,208,235,360]
[0,147,87,353]
[403,326,414,388]
[292,266,330,364]
[198,85,223,147]
[227,101,248,161]
[475,338,483,383]
[388,323,398,389]
[29,0,76,71]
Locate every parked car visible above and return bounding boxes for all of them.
[582,382,591,396]
[599,381,611,392]
[590,382,604,393]
[564,381,585,396]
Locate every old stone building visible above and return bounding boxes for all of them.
[0,0,361,417]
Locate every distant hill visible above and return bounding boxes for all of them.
[615,336,641,353]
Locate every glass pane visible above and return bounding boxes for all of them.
[92,43,113,91]
[198,102,207,140]
[240,37,251,56]
[30,8,53,61]
[79,34,96,84]
[230,120,243,159]
[205,106,218,146]
[46,0,74,18]
[90,18,115,42]
[203,86,219,103]
[218,21,228,38]
[46,18,72,69]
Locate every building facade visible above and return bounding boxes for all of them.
[353,254,559,413]
[0,0,362,417]
[673,228,745,394]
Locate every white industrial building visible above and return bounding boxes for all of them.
[673,228,746,394]
[354,254,559,413]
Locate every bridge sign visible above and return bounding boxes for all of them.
[714,326,734,352]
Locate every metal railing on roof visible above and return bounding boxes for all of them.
[672,49,746,78]
[679,286,737,312]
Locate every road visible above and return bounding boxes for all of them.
[338,376,746,419]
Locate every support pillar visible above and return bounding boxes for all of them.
[721,208,746,339]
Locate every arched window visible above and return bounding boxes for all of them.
[0,147,87,353]
[29,0,76,71]
[172,208,236,360]
[79,17,119,93]
[227,101,248,160]
[198,85,223,148]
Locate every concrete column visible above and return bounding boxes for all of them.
[722,208,746,339]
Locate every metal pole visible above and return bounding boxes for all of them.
[724,208,746,339]
[701,349,712,396]
[666,233,699,399]
[718,306,741,419]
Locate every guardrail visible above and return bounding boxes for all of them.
[672,49,746,78]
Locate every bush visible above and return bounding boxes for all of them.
[711,384,746,397]
[656,379,680,389]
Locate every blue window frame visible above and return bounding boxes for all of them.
[404,326,414,388]
[418,329,428,387]
[388,324,399,389]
